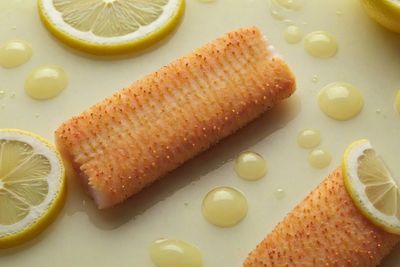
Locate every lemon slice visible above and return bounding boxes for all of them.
[361,0,400,33]
[343,139,400,235]
[38,0,185,55]
[0,129,66,248]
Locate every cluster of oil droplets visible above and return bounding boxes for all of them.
[0,39,68,102]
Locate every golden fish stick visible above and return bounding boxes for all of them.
[55,27,295,209]
[244,168,400,267]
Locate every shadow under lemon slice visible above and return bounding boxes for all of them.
[343,139,400,235]
[0,129,66,249]
[37,0,185,55]
[361,0,400,33]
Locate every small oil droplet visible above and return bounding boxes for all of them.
[275,0,304,10]
[202,186,248,227]
[311,75,319,83]
[308,149,331,169]
[0,90,5,99]
[395,90,400,114]
[283,25,303,44]
[297,129,321,149]
[149,239,203,267]
[318,82,364,120]
[270,9,285,20]
[274,188,286,199]
[25,65,68,100]
[304,31,338,58]
[0,39,32,68]
[234,151,267,181]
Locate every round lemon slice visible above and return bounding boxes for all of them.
[343,139,400,235]
[0,129,66,248]
[38,0,185,55]
[361,0,400,33]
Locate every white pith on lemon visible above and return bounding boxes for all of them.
[0,129,66,248]
[343,139,400,235]
[38,0,185,55]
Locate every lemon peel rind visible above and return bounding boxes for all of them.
[342,139,400,235]
[0,128,66,249]
[37,0,186,55]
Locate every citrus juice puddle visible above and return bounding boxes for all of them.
[0,39,32,68]
[304,31,337,58]
[149,239,203,267]
[297,129,321,149]
[202,187,248,227]
[234,151,267,181]
[318,82,364,120]
[24,65,68,100]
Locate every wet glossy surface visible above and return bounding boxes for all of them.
[0,39,32,68]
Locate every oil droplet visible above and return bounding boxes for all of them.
[274,188,286,199]
[0,90,5,99]
[270,9,285,21]
[395,90,400,113]
[0,39,32,68]
[234,151,267,181]
[336,10,343,16]
[283,25,303,44]
[297,129,321,149]
[275,0,304,10]
[308,149,331,169]
[318,82,364,120]
[304,31,338,58]
[25,65,68,100]
[202,186,248,227]
[312,75,319,83]
[149,239,203,267]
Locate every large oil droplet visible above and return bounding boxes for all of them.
[234,151,267,181]
[25,65,68,100]
[318,82,364,120]
[308,149,331,169]
[304,31,337,58]
[0,39,32,68]
[149,239,203,267]
[297,129,321,149]
[284,25,303,44]
[202,187,248,227]
[275,0,304,10]
[395,90,400,113]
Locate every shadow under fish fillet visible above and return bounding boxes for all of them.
[244,168,400,267]
[55,27,296,209]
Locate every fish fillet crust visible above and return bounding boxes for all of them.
[244,168,400,267]
[55,27,295,209]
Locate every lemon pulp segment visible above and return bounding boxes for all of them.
[38,0,185,55]
[343,139,400,234]
[0,129,65,248]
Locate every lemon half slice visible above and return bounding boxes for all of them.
[38,0,185,55]
[343,139,400,235]
[0,129,66,248]
[361,0,400,33]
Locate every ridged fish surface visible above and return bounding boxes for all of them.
[244,168,400,267]
[55,27,296,208]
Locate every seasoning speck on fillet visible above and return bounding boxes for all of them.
[55,27,296,209]
[244,168,400,267]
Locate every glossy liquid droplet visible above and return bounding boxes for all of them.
[270,9,285,20]
[0,39,32,68]
[297,129,321,149]
[284,25,303,44]
[304,31,337,58]
[25,65,68,100]
[234,151,267,181]
[149,239,203,267]
[202,187,248,227]
[318,82,364,120]
[275,0,304,10]
[274,188,286,199]
[395,90,400,113]
[308,149,332,169]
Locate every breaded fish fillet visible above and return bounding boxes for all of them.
[55,27,295,209]
[244,168,400,267]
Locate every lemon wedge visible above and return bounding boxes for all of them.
[361,0,400,33]
[38,0,185,55]
[0,129,66,248]
[343,139,400,235]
